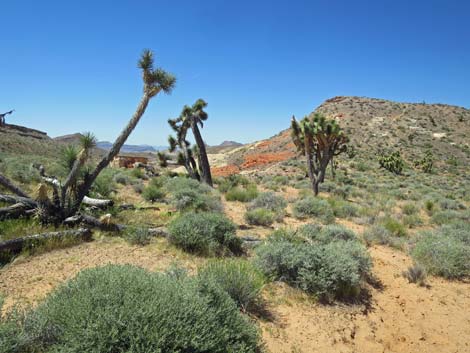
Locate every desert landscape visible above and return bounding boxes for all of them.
[1,1,469,352]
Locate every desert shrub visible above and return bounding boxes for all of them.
[402,203,418,215]
[124,227,152,246]
[402,264,427,286]
[363,225,405,249]
[168,212,242,256]
[254,235,371,301]
[424,199,435,215]
[113,172,131,185]
[316,224,357,243]
[197,259,265,313]
[226,185,258,202]
[142,185,165,202]
[438,198,464,210]
[131,167,146,179]
[381,217,407,237]
[216,175,251,193]
[431,210,465,225]
[402,214,423,228]
[165,177,222,212]
[328,198,360,218]
[246,192,287,223]
[245,208,275,226]
[292,197,335,224]
[249,192,286,214]
[411,225,470,279]
[91,169,116,197]
[0,265,260,353]
[132,181,144,194]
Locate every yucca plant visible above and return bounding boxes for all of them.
[291,113,348,195]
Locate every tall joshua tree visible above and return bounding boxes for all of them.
[167,99,213,186]
[0,49,175,223]
[291,113,348,195]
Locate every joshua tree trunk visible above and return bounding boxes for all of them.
[71,93,152,215]
[190,121,212,186]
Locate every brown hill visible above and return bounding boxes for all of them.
[212,96,470,176]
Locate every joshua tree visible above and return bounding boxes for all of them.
[0,50,175,223]
[291,113,348,195]
[378,149,404,175]
[167,99,213,186]
[0,110,14,125]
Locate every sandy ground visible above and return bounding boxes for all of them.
[1,196,469,353]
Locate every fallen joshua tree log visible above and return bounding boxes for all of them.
[0,228,93,253]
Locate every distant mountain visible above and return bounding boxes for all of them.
[96,141,167,153]
[54,133,83,144]
[219,141,243,147]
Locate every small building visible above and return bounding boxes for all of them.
[111,155,149,168]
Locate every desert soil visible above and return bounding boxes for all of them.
[1,199,469,353]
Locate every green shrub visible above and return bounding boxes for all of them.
[0,265,260,352]
[226,185,258,202]
[245,208,275,226]
[412,225,470,279]
[315,224,357,243]
[402,214,423,228]
[142,185,165,202]
[292,197,335,224]
[328,198,360,218]
[91,170,116,197]
[197,259,265,313]
[424,199,435,215]
[216,175,250,193]
[248,192,287,220]
[131,168,146,179]
[254,235,371,302]
[165,177,222,212]
[168,212,242,256]
[124,227,152,246]
[113,172,131,185]
[402,264,427,286]
[363,225,405,249]
[431,210,466,225]
[402,203,418,215]
[381,217,407,237]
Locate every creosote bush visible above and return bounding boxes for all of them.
[254,226,371,302]
[292,196,335,224]
[168,212,242,256]
[197,259,265,313]
[0,265,260,353]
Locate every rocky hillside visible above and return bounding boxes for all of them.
[211,96,470,176]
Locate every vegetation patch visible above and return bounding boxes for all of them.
[0,265,260,352]
[168,212,242,256]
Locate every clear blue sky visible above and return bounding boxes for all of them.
[1,0,469,145]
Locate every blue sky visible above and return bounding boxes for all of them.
[1,0,469,145]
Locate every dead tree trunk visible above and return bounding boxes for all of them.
[0,228,92,253]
